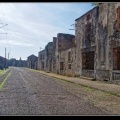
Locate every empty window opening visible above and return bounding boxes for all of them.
[82,51,94,70]
[68,64,71,69]
[60,62,64,70]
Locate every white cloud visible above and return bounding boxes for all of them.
[0,3,93,59]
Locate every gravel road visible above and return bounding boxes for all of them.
[0,67,114,115]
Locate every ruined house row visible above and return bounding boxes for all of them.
[31,3,120,82]
[37,33,76,77]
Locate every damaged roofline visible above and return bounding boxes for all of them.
[75,6,99,21]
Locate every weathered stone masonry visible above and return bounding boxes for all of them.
[56,33,76,76]
[38,49,46,71]
[75,6,98,78]
[37,3,120,82]
[45,42,53,72]
[75,3,120,82]
[27,54,38,69]
[38,42,53,72]
[37,33,76,76]
[51,37,57,73]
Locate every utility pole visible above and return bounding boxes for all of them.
[5,47,6,70]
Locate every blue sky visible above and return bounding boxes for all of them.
[0,2,94,60]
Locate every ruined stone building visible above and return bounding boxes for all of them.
[75,6,98,78]
[51,37,57,73]
[75,3,120,82]
[38,42,53,72]
[97,3,120,81]
[37,34,75,76]
[38,49,46,71]
[37,3,120,82]
[56,33,76,76]
[45,42,53,72]
[27,54,38,69]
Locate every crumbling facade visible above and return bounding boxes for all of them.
[56,33,76,76]
[38,42,53,72]
[51,37,57,73]
[75,3,120,82]
[37,3,120,82]
[45,42,53,72]
[75,6,98,78]
[38,49,46,71]
[37,34,76,76]
[96,3,120,82]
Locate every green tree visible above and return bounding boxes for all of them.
[91,3,100,6]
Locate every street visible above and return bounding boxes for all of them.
[0,67,119,115]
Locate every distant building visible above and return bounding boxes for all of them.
[27,54,38,69]
[37,34,76,76]
[45,42,53,72]
[51,37,57,73]
[18,57,27,67]
[38,42,53,72]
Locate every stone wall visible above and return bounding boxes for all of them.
[96,3,120,81]
[75,6,98,78]
[27,54,38,69]
[96,69,110,81]
[51,37,57,73]
[38,49,46,71]
[45,42,53,72]
[37,3,120,81]
[75,3,120,81]
[58,47,76,77]
[57,33,75,51]
[56,33,76,75]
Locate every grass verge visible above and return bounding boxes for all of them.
[0,72,11,90]
[0,68,10,77]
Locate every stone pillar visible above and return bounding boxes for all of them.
[107,3,113,82]
[94,18,99,80]
[109,38,113,82]
[94,52,97,80]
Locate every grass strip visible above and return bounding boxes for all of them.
[0,72,11,90]
[0,68,10,77]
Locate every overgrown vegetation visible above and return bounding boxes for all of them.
[0,72,11,90]
[91,3,100,6]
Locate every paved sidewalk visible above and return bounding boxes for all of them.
[30,69,120,97]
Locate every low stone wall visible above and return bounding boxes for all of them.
[59,70,65,75]
[109,71,120,84]
[82,69,94,78]
[96,69,110,81]
[112,71,120,80]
